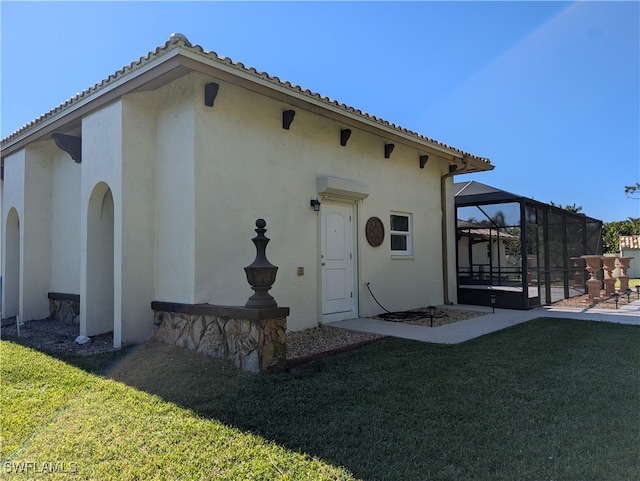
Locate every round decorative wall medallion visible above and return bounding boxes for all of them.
[365,217,385,247]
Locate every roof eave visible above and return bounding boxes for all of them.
[178,50,491,168]
[2,43,493,172]
[1,49,187,159]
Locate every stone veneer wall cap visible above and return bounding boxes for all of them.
[151,301,290,320]
[48,292,81,302]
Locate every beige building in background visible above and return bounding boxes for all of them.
[1,34,492,348]
[620,236,639,278]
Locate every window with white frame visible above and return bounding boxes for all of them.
[390,212,412,255]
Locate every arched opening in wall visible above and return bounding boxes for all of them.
[86,183,114,337]
[4,208,20,320]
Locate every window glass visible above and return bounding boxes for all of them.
[390,213,412,255]
[586,220,602,254]
[457,206,486,225]
[525,204,537,224]
[390,215,409,232]
[458,202,520,227]
[479,203,520,227]
[391,235,407,251]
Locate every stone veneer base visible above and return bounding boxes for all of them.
[48,292,80,325]
[151,301,289,373]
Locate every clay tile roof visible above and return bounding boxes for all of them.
[456,220,518,240]
[1,34,491,166]
[620,236,640,250]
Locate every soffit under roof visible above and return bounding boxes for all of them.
[2,33,493,174]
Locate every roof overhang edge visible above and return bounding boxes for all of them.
[178,50,492,169]
[1,49,184,159]
[2,45,493,173]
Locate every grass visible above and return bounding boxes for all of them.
[1,342,355,480]
[2,318,639,480]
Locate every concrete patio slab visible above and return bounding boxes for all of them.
[328,300,640,344]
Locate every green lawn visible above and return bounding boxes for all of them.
[2,318,639,480]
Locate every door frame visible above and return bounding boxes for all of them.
[318,200,359,324]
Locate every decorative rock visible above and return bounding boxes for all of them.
[199,320,225,357]
[189,316,206,347]
[49,298,80,325]
[75,335,91,345]
[152,308,287,373]
[242,349,260,373]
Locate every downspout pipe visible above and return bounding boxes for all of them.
[441,157,470,305]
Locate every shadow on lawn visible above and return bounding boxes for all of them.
[57,348,138,376]
[6,318,632,481]
[103,320,640,481]
[107,338,461,479]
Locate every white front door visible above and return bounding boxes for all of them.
[321,203,356,321]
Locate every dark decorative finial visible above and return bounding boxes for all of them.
[244,219,279,308]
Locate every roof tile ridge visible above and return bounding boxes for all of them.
[176,38,489,162]
[3,34,491,164]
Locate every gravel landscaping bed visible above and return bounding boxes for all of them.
[550,292,638,309]
[286,326,384,365]
[1,306,486,364]
[1,317,116,356]
[286,306,485,364]
[7,293,635,367]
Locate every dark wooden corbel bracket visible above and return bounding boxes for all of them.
[283,110,296,129]
[340,129,352,146]
[419,155,429,169]
[205,82,219,107]
[384,143,395,159]
[52,133,82,163]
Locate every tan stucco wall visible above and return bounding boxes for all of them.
[154,78,197,304]
[81,102,122,342]
[121,93,156,343]
[81,97,157,346]
[457,236,515,275]
[2,68,466,337]
[51,144,81,294]
[2,150,26,320]
[2,143,81,321]
[188,72,451,330]
[2,145,53,322]
[621,249,639,278]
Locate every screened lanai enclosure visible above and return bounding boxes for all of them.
[455,181,603,309]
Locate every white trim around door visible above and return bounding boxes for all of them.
[320,202,358,323]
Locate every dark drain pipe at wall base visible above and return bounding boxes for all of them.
[440,158,469,305]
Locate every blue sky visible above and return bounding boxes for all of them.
[1,1,638,223]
